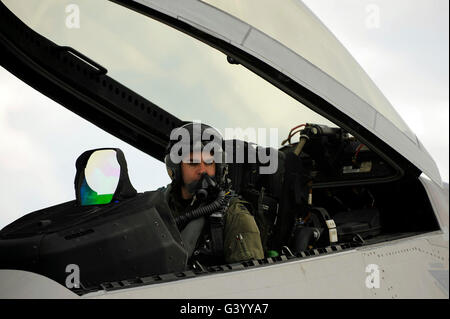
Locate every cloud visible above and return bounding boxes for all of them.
[0,70,71,228]
[0,66,170,229]
[302,0,449,182]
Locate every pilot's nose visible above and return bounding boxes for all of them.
[197,162,207,175]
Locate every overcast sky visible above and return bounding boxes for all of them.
[0,0,448,229]
[303,0,449,182]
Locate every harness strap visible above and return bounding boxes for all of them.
[180,217,206,257]
[209,211,225,256]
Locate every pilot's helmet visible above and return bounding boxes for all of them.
[164,122,226,187]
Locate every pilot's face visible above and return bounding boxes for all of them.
[180,151,216,199]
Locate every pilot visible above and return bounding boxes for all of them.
[164,122,264,265]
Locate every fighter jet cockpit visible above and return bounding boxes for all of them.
[0,0,442,297]
[0,121,438,293]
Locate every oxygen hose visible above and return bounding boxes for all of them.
[175,190,228,227]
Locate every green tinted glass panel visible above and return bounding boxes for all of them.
[81,149,120,205]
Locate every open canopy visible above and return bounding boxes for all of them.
[160,0,441,185]
[0,0,442,185]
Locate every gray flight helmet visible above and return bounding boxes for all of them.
[164,122,227,188]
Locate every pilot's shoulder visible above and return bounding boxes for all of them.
[227,196,252,215]
[225,196,260,235]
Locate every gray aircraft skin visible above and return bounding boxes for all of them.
[0,0,448,299]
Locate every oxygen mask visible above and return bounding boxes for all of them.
[186,173,218,202]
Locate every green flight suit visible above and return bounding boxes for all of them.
[166,184,264,264]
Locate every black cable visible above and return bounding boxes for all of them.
[175,191,228,227]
